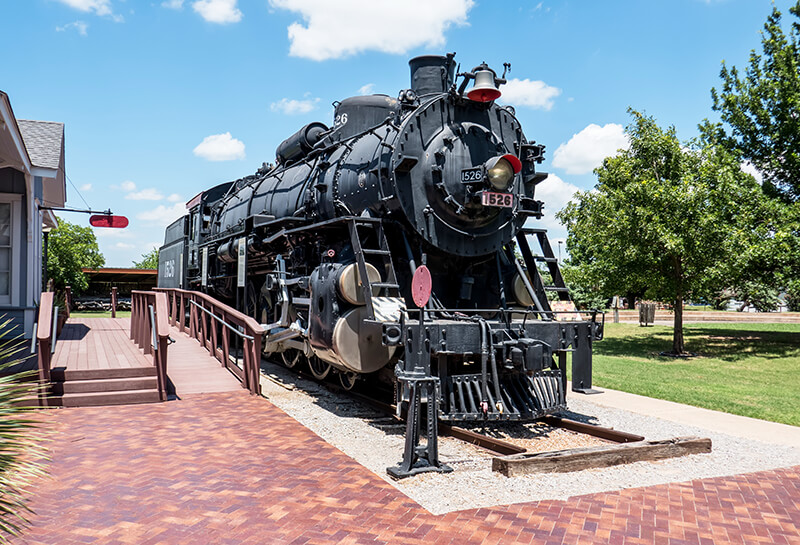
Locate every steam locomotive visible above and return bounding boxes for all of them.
[158,53,603,423]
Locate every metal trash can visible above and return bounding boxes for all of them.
[639,303,656,326]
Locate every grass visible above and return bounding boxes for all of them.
[69,311,132,318]
[585,322,800,426]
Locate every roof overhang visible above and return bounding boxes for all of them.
[0,92,32,175]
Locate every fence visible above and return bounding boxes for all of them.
[130,291,170,401]
[154,288,264,396]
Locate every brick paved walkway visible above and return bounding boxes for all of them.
[15,392,800,545]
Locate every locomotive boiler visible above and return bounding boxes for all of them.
[159,53,603,423]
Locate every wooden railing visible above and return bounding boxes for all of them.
[154,288,264,396]
[35,291,59,407]
[130,291,170,401]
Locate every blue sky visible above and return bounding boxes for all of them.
[1,0,791,266]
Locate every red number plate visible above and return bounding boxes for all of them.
[481,191,514,208]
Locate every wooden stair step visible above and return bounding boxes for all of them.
[50,366,157,382]
[52,376,158,395]
[59,389,161,408]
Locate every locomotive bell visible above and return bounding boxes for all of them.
[467,64,502,102]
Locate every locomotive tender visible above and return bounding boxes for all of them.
[159,53,602,423]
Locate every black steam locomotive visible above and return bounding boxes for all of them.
[159,53,602,423]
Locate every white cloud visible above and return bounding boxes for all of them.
[552,123,629,175]
[358,83,375,95]
[126,188,165,201]
[167,193,183,202]
[192,0,242,23]
[269,0,473,61]
[499,78,561,111]
[79,183,92,191]
[56,21,89,36]
[120,180,137,191]
[740,161,763,183]
[115,242,135,249]
[270,97,320,115]
[162,0,184,8]
[531,173,581,236]
[55,0,112,16]
[93,227,133,239]
[193,132,246,161]
[55,0,122,20]
[137,203,186,227]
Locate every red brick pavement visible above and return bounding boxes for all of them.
[14,392,800,545]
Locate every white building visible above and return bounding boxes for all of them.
[0,91,66,340]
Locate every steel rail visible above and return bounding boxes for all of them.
[542,416,645,444]
[262,355,644,456]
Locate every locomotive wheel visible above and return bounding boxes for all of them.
[308,355,331,380]
[281,349,302,369]
[339,371,358,390]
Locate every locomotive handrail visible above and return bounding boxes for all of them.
[153,288,263,396]
[130,290,170,401]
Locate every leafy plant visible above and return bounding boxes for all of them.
[0,319,47,542]
[133,248,159,270]
[46,218,104,295]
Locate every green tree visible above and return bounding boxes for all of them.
[558,110,764,355]
[133,248,159,269]
[46,218,104,295]
[706,3,800,304]
[707,1,800,202]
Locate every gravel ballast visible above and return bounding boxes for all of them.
[258,362,800,515]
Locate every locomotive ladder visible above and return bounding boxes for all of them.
[516,227,572,318]
[346,217,401,320]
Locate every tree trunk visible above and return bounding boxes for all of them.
[672,294,684,355]
[672,257,685,355]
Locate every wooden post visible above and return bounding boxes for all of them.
[179,292,186,332]
[64,285,72,317]
[130,293,137,341]
[111,287,117,318]
[210,311,219,363]
[222,325,230,370]
[251,334,262,396]
[154,292,170,401]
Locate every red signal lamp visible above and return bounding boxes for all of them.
[90,214,129,228]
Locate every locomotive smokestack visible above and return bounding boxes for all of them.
[409,53,456,96]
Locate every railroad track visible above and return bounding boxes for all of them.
[260,356,643,457]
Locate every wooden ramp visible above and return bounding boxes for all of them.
[166,325,242,397]
[50,318,160,407]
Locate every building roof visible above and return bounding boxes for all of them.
[0,91,32,172]
[17,119,64,170]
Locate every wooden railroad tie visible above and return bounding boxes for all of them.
[492,436,712,477]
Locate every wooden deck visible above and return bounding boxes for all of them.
[53,318,152,374]
[47,317,242,407]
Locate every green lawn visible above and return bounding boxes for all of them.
[585,322,800,426]
[70,311,132,318]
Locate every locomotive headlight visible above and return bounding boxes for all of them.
[484,154,523,191]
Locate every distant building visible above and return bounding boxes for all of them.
[0,91,66,339]
[81,268,157,299]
